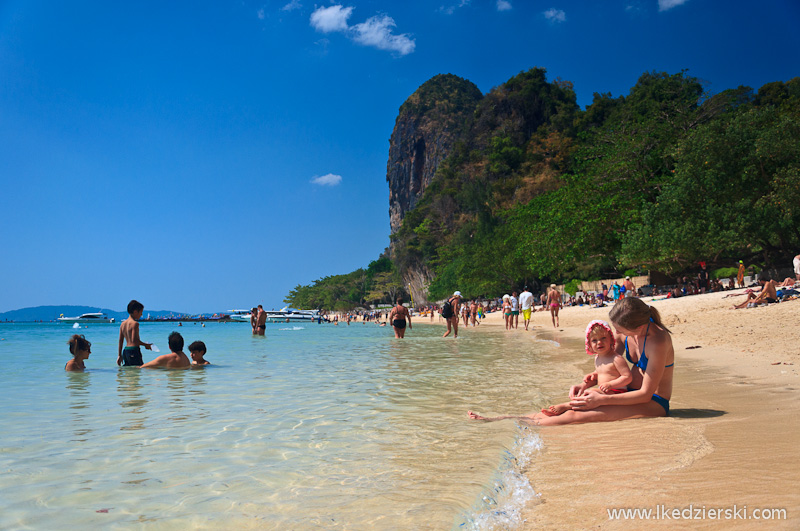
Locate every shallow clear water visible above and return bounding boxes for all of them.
[0,320,574,529]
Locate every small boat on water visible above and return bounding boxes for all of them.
[58,312,115,324]
[266,307,320,322]
[228,309,253,322]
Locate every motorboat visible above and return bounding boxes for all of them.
[265,307,320,322]
[227,309,253,322]
[58,312,115,323]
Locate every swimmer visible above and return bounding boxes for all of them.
[140,332,191,369]
[66,334,91,371]
[188,340,210,365]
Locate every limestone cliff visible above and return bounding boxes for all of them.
[386,74,482,235]
[385,74,482,304]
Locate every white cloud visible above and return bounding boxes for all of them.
[658,0,689,11]
[438,1,470,16]
[281,0,302,11]
[257,7,265,20]
[543,8,566,23]
[311,173,343,186]
[351,15,416,56]
[309,5,415,56]
[497,0,512,11]
[310,5,353,33]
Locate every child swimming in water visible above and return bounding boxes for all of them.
[467,320,631,421]
[66,334,91,371]
[539,320,631,416]
[188,340,210,365]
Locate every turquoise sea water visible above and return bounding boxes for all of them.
[0,320,574,529]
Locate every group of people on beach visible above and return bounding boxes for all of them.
[65,300,210,371]
[468,296,675,425]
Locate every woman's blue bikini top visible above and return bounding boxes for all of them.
[624,320,674,371]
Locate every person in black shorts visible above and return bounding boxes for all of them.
[389,297,412,338]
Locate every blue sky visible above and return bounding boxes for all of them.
[1,0,798,313]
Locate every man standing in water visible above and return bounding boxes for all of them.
[442,291,462,338]
[254,305,267,335]
[388,297,412,338]
[118,299,152,366]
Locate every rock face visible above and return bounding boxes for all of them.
[386,75,483,304]
[386,74,482,235]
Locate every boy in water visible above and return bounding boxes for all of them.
[188,340,210,365]
[140,332,191,369]
[118,299,152,366]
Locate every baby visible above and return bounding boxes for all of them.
[541,320,631,416]
[467,320,631,422]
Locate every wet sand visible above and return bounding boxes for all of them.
[472,291,800,529]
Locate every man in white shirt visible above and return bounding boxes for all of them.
[519,286,534,331]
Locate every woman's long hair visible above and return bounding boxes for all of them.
[609,297,671,333]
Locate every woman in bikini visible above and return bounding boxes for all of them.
[468,297,674,425]
[389,297,411,338]
[547,284,561,328]
[536,297,674,425]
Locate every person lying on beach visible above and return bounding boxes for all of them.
[66,334,91,371]
[469,298,674,425]
[118,299,152,366]
[467,321,631,421]
[140,332,191,369]
[188,340,210,365]
[732,277,779,309]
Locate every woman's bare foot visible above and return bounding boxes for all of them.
[540,404,570,416]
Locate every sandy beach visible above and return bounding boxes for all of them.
[468,291,799,529]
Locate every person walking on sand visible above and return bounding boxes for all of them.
[118,300,152,366]
[442,291,462,338]
[389,297,412,338]
[547,284,561,328]
[510,291,520,329]
[519,286,533,331]
[623,276,636,298]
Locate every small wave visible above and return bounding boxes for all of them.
[279,326,305,331]
[460,427,542,530]
[535,339,560,348]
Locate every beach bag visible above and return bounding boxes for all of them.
[441,300,454,318]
